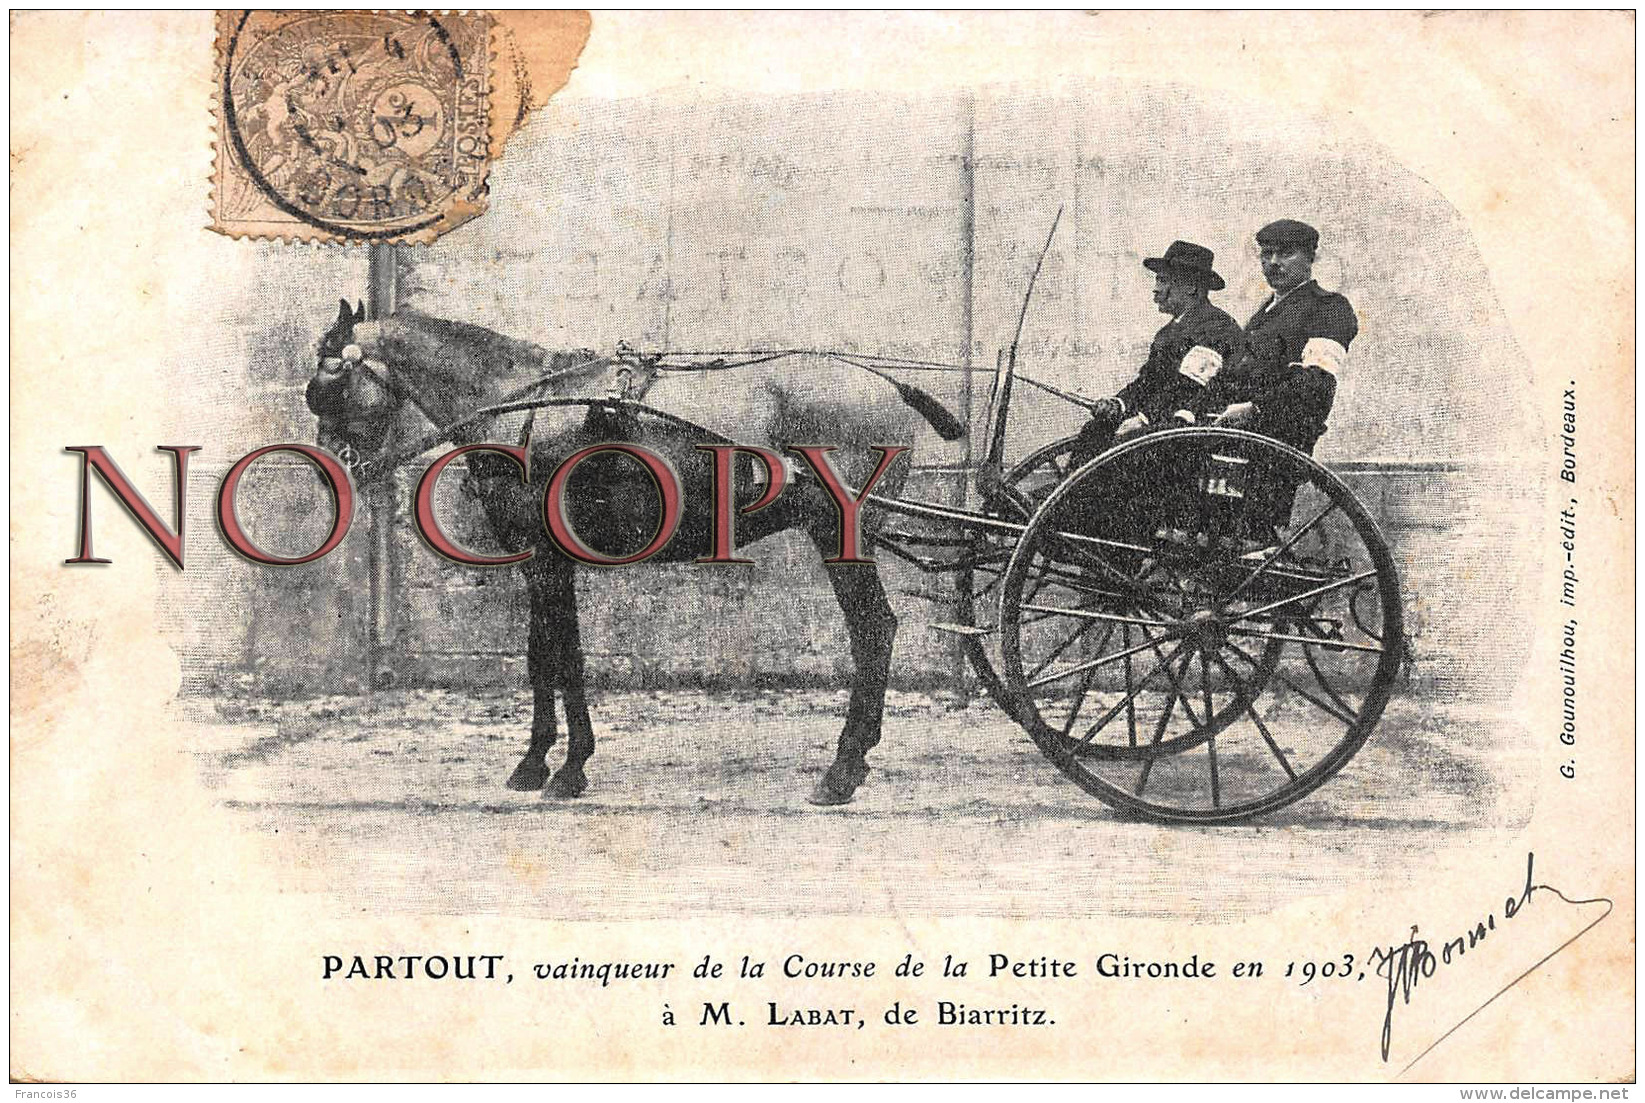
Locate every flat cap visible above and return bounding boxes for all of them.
[1255,218,1320,253]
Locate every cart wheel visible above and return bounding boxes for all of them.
[959,436,1084,714]
[998,427,1403,824]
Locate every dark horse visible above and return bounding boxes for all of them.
[304,301,964,805]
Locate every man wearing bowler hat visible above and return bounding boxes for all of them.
[1195,218,1358,456]
[1071,239,1242,467]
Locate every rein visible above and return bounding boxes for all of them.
[336,338,1099,484]
[351,395,737,484]
[346,351,757,483]
[348,352,614,481]
[648,346,1102,410]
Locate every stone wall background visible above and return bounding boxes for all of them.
[152,84,1545,702]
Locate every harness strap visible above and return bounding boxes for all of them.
[352,353,613,481]
[516,373,547,449]
[356,395,740,484]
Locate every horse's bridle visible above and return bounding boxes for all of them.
[322,343,406,474]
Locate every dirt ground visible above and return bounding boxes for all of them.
[177,685,1536,922]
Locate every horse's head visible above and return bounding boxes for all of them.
[305,298,403,471]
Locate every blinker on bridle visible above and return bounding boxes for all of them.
[324,342,403,477]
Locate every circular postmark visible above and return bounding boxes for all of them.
[219,10,489,240]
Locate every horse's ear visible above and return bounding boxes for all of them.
[336,299,354,327]
[355,300,367,321]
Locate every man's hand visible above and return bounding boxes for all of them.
[1087,397,1124,422]
[1115,412,1150,440]
[1212,401,1259,428]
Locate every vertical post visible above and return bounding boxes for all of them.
[956,90,976,489]
[366,243,399,689]
[950,92,978,695]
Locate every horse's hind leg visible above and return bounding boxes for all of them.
[808,553,897,806]
[505,564,560,791]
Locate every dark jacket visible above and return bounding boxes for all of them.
[1198,279,1358,451]
[1113,297,1244,424]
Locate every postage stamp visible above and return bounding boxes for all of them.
[211,9,491,243]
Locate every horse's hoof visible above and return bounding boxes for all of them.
[544,767,588,799]
[505,762,549,791]
[807,763,868,807]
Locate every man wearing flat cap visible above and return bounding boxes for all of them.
[1072,239,1243,466]
[1195,218,1358,456]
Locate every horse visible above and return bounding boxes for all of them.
[304,300,965,806]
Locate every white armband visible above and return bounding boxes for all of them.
[1178,345,1223,387]
[1298,337,1348,377]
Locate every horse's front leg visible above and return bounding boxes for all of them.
[808,555,897,806]
[505,563,560,791]
[543,561,595,799]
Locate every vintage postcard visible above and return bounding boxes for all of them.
[11,10,1634,1083]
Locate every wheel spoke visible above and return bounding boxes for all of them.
[1122,615,1200,725]
[1026,635,1164,689]
[1058,662,1101,737]
[1019,604,1175,631]
[1226,640,1359,727]
[1053,591,1135,739]
[1134,652,1189,796]
[1272,669,1358,727]
[1076,640,1187,745]
[1136,629,1204,729]
[1201,652,1220,808]
[1028,616,1112,681]
[1122,624,1137,748]
[1228,569,1379,626]
[1297,625,1369,728]
[1207,736,1221,808]
[1210,650,1298,781]
[1200,651,1215,733]
[1225,626,1385,654]
[1223,501,1340,603]
[1023,553,1058,606]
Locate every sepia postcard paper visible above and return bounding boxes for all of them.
[9,10,1635,1082]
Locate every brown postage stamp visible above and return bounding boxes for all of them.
[211,9,491,243]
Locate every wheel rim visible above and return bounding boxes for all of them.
[999,428,1403,824]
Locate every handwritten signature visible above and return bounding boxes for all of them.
[1370,852,1614,1073]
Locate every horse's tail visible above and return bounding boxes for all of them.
[889,381,965,441]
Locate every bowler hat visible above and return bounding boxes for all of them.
[1142,240,1225,291]
[1255,218,1320,255]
